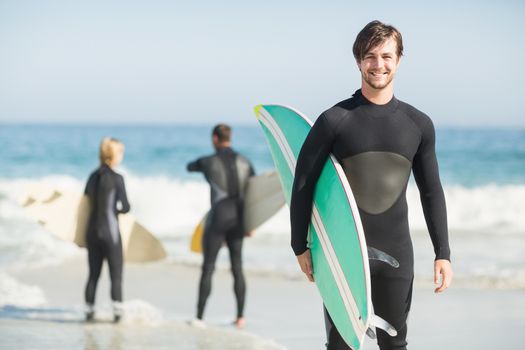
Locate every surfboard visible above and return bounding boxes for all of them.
[190,214,207,253]
[254,105,396,349]
[20,189,166,263]
[190,170,285,253]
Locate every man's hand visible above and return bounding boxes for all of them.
[434,259,453,293]
[245,230,255,237]
[296,249,314,282]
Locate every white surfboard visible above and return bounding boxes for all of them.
[190,170,285,253]
[20,188,166,263]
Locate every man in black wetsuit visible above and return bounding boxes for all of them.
[84,138,130,323]
[187,124,255,329]
[290,21,453,349]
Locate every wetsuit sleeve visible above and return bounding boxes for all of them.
[290,114,335,256]
[249,161,256,177]
[84,172,96,196]
[187,158,203,172]
[116,174,131,214]
[412,118,450,261]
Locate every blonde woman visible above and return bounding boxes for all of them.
[84,138,130,322]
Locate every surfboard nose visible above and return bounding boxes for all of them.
[253,105,264,119]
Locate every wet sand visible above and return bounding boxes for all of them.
[2,255,525,349]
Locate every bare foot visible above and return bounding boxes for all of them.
[234,317,245,329]
[188,318,206,329]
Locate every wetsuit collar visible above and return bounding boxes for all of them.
[99,163,111,172]
[216,146,233,154]
[354,89,399,112]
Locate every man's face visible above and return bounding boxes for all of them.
[212,134,221,150]
[357,37,400,90]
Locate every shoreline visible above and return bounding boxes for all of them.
[2,256,525,349]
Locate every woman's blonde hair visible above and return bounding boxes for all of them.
[99,137,124,165]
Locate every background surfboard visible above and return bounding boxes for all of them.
[190,170,285,253]
[20,188,166,263]
[255,105,395,349]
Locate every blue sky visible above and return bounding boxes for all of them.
[1,1,524,126]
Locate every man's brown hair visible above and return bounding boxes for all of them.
[212,123,231,142]
[353,20,403,62]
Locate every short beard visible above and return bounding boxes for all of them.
[362,71,394,90]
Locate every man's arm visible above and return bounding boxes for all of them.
[187,158,203,172]
[290,114,335,280]
[434,259,453,293]
[297,250,314,282]
[412,117,453,292]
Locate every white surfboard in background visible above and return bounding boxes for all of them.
[19,187,166,263]
[190,170,285,253]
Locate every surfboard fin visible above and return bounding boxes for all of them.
[369,314,398,337]
[367,246,400,268]
[21,197,36,208]
[366,327,377,339]
[42,191,62,204]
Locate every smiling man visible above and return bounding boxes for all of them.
[290,21,453,349]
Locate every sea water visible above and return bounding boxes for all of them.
[1,124,524,296]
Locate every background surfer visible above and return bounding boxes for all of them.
[84,137,130,322]
[290,21,453,349]
[187,124,255,329]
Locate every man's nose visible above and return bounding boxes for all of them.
[370,57,384,68]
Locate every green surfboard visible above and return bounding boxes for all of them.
[255,105,396,349]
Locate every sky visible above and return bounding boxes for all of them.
[0,0,524,127]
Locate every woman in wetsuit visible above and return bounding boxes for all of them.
[84,137,130,322]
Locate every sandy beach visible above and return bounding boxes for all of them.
[1,253,524,350]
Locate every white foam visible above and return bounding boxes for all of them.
[2,175,524,288]
[3,175,523,236]
[122,173,209,237]
[0,273,47,307]
[0,190,81,269]
[407,183,525,233]
[119,299,164,325]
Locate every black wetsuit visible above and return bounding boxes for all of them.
[84,164,130,305]
[187,147,255,320]
[290,90,450,350]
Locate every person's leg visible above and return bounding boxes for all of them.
[105,239,124,322]
[323,306,353,350]
[196,228,224,319]
[371,274,413,350]
[105,240,123,301]
[85,240,104,320]
[226,233,245,324]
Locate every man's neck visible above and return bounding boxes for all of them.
[215,142,231,150]
[361,82,394,105]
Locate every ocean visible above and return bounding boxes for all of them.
[1,123,524,296]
